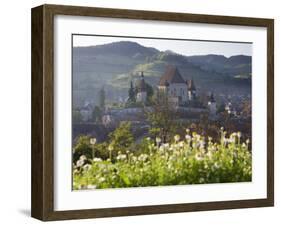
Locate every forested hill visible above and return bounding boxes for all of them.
[73,41,251,106]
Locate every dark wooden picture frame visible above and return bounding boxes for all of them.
[31,4,274,221]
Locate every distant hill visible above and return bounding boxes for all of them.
[74,41,159,59]
[186,54,251,77]
[109,51,225,89]
[73,41,251,106]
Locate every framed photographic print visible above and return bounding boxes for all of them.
[31,4,274,221]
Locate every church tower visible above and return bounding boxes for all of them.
[187,78,196,101]
[136,72,147,103]
[208,92,217,117]
[158,65,188,106]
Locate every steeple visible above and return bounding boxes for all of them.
[188,78,196,91]
[208,92,217,117]
[209,92,216,103]
[135,71,147,103]
[187,78,196,101]
[137,71,146,92]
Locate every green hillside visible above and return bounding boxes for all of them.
[73,41,251,107]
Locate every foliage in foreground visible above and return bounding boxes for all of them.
[73,129,252,189]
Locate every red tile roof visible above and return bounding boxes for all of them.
[159,65,186,86]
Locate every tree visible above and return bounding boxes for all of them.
[128,80,136,103]
[146,98,176,143]
[108,122,134,154]
[241,100,251,118]
[92,106,102,123]
[217,103,226,114]
[73,135,111,162]
[73,110,82,123]
[73,135,92,164]
[99,87,105,110]
[145,83,154,104]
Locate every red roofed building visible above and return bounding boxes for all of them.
[158,65,196,106]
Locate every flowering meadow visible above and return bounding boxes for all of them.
[73,128,251,190]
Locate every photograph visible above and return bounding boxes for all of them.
[72,34,252,190]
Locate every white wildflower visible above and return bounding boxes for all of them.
[79,155,87,161]
[156,137,161,144]
[73,169,79,174]
[98,177,105,183]
[116,154,127,161]
[199,140,205,149]
[169,155,176,161]
[222,138,230,144]
[229,137,235,143]
[207,151,213,158]
[214,162,219,169]
[208,145,216,152]
[108,144,114,151]
[179,141,185,148]
[132,156,137,162]
[76,159,84,167]
[174,134,180,142]
[195,153,203,161]
[90,138,97,145]
[159,145,165,153]
[138,154,148,162]
[83,164,91,171]
[93,157,102,162]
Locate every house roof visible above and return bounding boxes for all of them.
[159,66,186,86]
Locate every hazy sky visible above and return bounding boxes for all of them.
[73,35,252,57]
